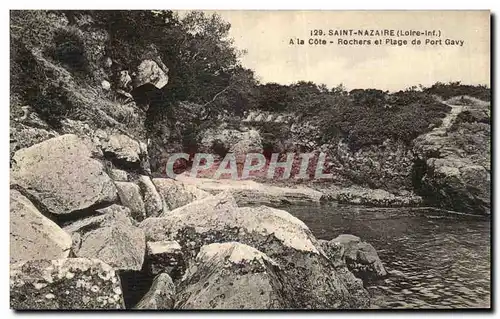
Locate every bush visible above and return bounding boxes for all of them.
[31,82,78,129]
[313,91,451,150]
[424,82,490,101]
[51,27,88,72]
[10,39,45,105]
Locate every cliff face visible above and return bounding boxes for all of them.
[413,98,491,214]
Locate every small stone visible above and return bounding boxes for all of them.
[33,283,47,290]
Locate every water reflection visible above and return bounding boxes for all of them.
[286,205,491,309]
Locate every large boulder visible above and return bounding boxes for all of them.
[101,134,143,166]
[140,192,369,309]
[419,157,490,214]
[134,59,169,89]
[135,273,175,310]
[10,134,118,215]
[137,175,163,217]
[10,189,72,264]
[326,234,387,281]
[115,182,146,220]
[153,178,210,211]
[10,258,125,309]
[413,103,491,214]
[63,205,145,271]
[175,242,293,309]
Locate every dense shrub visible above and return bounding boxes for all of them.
[10,39,45,105]
[252,82,454,150]
[11,36,78,129]
[424,81,490,101]
[316,94,451,149]
[50,27,88,72]
[31,82,78,129]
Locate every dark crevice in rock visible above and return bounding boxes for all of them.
[54,200,117,226]
[102,151,145,173]
[119,260,155,309]
[411,156,427,194]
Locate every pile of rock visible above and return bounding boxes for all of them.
[10,133,385,310]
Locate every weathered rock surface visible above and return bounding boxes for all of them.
[10,258,125,309]
[153,178,209,211]
[10,189,72,264]
[146,240,185,279]
[176,175,323,206]
[138,175,163,217]
[413,103,491,214]
[327,234,387,281]
[140,192,369,309]
[11,134,118,215]
[134,59,169,89]
[175,242,292,309]
[135,273,175,309]
[115,181,146,220]
[102,134,143,165]
[108,169,128,181]
[64,205,145,271]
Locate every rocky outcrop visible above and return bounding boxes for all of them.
[321,185,422,207]
[10,258,125,309]
[134,59,169,89]
[63,206,145,271]
[330,139,417,192]
[153,178,210,211]
[176,175,323,206]
[413,102,491,214]
[10,134,117,216]
[115,182,146,220]
[323,234,387,282]
[135,273,175,309]
[10,189,72,264]
[175,242,293,309]
[198,125,263,162]
[140,192,370,309]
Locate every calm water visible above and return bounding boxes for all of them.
[285,204,491,309]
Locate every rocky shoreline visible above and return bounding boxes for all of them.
[10,102,489,308]
[10,133,392,309]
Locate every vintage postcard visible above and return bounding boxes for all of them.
[10,10,490,310]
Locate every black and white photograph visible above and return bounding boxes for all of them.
[8,9,491,310]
